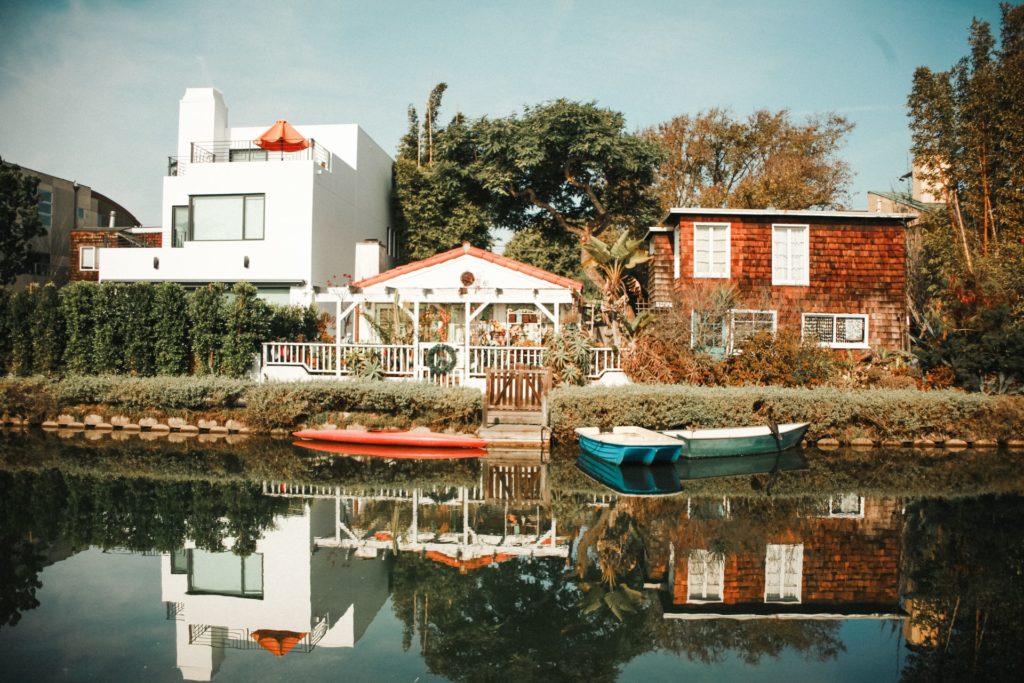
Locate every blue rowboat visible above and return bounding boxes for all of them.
[574,426,683,465]
[576,452,682,496]
[660,423,810,459]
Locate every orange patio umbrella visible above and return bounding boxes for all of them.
[254,120,310,153]
[251,629,307,657]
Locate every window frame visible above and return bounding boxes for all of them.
[764,543,803,604]
[693,222,731,279]
[771,223,810,286]
[185,549,264,599]
[79,245,97,271]
[188,193,266,242]
[728,309,777,352]
[801,312,869,349]
[687,549,725,603]
[37,189,53,229]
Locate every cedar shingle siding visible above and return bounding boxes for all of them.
[650,212,908,350]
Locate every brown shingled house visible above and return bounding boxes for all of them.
[647,208,910,353]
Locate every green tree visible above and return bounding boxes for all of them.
[503,227,581,280]
[0,159,46,285]
[220,282,271,377]
[472,99,664,286]
[641,108,853,212]
[152,282,190,375]
[91,283,126,373]
[30,283,63,375]
[59,282,96,374]
[393,84,493,262]
[122,283,155,376]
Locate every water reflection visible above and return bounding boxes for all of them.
[2,431,1024,681]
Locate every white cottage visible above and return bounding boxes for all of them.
[262,242,623,389]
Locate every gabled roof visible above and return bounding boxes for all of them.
[867,190,944,213]
[352,242,582,291]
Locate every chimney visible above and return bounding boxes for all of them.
[108,210,116,228]
[353,239,386,282]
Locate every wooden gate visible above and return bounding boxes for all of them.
[485,367,552,414]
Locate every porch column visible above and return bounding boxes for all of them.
[412,300,421,378]
[335,297,342,378]
[464,301,471,380]
[554,302,561,334]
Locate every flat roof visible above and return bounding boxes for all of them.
[664,207,911,221]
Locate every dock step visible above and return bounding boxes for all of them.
[480,423,549,449]
[485,410,544,426]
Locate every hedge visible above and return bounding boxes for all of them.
[0,375,482,433]
[548,384,1024,445]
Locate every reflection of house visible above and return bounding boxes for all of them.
[662,497,904,619]
[162,499,390,681]
[261,242,624,387]
[97,87,394,305]
[647,208,910,351]
[1,161,141,288]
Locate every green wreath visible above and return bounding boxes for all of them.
[425,343,458,375]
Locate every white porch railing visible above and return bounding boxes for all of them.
[261,342,621,380]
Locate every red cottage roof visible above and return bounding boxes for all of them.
[352,242,582,291]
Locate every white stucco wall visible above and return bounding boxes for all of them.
[97,88,392,305]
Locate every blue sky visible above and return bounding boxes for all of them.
[0,0,1006,226]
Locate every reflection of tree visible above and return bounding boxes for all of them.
[0,468,287,626]
[901,496,1024,681]
[649,617,844,665]
[390,554,649,683]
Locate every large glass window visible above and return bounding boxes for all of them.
[694,223,730,278]
[772,224,809,285]
[38,189,52,229]
[187,549,263,598]
[190,194,265,241]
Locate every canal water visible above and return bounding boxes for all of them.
[1,431,1022,682]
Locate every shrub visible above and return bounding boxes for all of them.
[30,283,63,375]
[545,327,591,386]
[220,283,271,378]
[243,379,481,430]
[6,289,32,376]
[0,376,54,422]
[547,383,1024,445]
[152,283,190,375]
[60,282,96,374]
[55,375,250,412]
[188,283,226,374]
[92,282,127,374]
[122,282,155,376]
[724,329,835,387]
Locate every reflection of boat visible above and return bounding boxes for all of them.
[576,452,682,496]
[660,423,810,458]
[676,450,808,479]
[293,428,487,449]
[574,426,683,465]
[292,440,487,459]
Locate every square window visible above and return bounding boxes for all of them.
[694,223,730,278]
[80,246,97,271]
[687,549,725,603]
[772,224,809,286]
[729,309,777,351]
[765,544,803,603]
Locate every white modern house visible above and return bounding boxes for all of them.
[98,87,395,305]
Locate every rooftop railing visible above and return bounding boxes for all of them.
[167,139,332,176]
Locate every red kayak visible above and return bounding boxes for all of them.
[292,428,487,449]
[292,439,486,460]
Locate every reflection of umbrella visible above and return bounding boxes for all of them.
[251,629,307,657]
[254,120,310,152]
[425,550,515,574]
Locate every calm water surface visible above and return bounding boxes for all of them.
[1,431,1022,682]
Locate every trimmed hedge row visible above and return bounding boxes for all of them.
[548,384,1024,444]
[0,376,482,433]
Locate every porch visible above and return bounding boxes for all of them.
[260,340,622,389]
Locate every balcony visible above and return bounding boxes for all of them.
[167,139,332,176]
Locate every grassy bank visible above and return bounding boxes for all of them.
[548,384,1024,445]
[0,375,482,433]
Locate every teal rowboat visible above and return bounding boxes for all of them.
[576,452,682,496]
[574,426,683,465]
[660,422,810,459]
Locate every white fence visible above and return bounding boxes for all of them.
[261,341,620,382]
